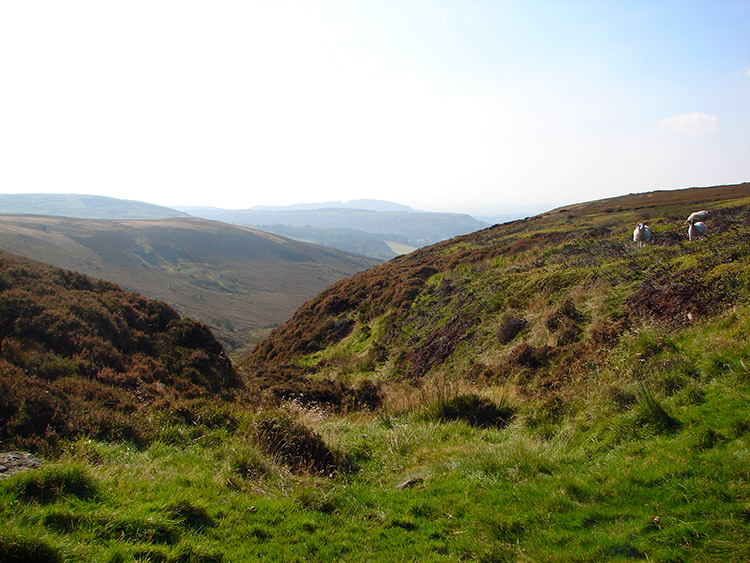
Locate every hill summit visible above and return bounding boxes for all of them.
[0,194,188,220]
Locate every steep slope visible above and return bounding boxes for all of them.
[246,182,750,402]
[0,216,378,355]
[0,194,188,219]
[0,250,236,453]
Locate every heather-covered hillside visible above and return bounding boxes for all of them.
[247,183,750,403]
[0,251,237,453]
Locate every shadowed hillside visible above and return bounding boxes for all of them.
[0,251,237,453]
[0,216,378,356]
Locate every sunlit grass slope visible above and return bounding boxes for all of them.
[2,311,749,560]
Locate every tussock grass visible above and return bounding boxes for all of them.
[2,462,98,504]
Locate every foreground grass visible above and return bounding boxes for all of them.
[3,316,750,561]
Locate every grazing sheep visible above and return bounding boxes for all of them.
[633,223,651,249]
[687,219,706,241]
[686,210,709,223]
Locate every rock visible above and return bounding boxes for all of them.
[0,452,42,478]
[396,478,424,490]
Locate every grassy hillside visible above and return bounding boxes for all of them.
[0,216,378,356]
[248,182,750,384]
[0,194,188,220]
[2,183,750,561]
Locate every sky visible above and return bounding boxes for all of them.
[1,1,749,215]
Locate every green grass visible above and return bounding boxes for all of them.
[3,310,750,561]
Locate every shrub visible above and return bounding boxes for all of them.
[545,299,584,345]
[169,401,238,432]
[497,313,528,345]
[254,412,339,475]
[0,253,240,452]
[431,394,515,428]
[347,379,382,411]
[507,343,552,369]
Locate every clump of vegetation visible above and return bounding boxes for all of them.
[545,298,584,345]
[0,533,62,563]
[254,412,339,475]
[507,342,552,369]
[496,312,528,344]
[430,394,515,428]
[267,376,382,412]
[166,500,215,531]
[2,463,98,504]
[229,447,272,481]
[634,381,681,433]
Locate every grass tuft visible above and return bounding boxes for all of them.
[0,532,62,563]
[2,463,97,504]
[254,412,339,475]
[429,394,515,428]
[634,381,681,433]
[166,500,215,530]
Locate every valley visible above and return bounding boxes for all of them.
[0,215,378,356]
[1,182,750,561]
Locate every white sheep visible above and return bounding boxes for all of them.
[686,210,709,223]
[633,223,651,249]
[687,219,706,241]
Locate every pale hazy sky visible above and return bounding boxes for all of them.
[1,1,748,214]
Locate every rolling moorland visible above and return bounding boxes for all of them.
[0,215,377,356]
[178,202,489,260]
[2,182,750,561]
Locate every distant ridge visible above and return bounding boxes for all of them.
[247,199,416,213]
[179,202,488,259]
[0,193,188,219]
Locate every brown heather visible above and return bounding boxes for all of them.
[0,251,238,453]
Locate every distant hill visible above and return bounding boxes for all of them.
[0,193,188,219]
[253,224,406,261]
[0,216,378,356]
[248,199,416,213]
[178,202,488,259]
[0,250,236,452]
